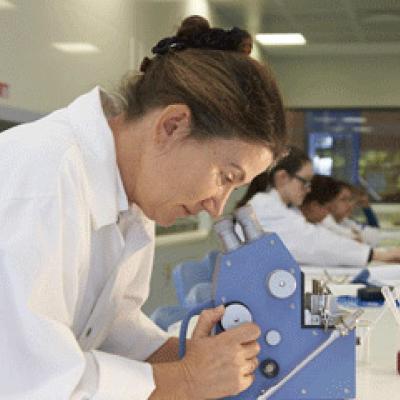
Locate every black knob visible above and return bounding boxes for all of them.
[260,359,279,378]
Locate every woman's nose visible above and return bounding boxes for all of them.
[201,189,232,218]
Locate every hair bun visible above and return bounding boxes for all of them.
[177,15,210,39]
[140,56,152,73]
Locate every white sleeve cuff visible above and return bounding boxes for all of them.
[100,311,169,361]
[91,350,155,400]
[125,312,169,360]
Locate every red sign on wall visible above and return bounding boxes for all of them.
[0,82,10,98]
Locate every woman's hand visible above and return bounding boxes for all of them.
[150,305,261,400]
[181,305,261,399]
[373,247,400,263]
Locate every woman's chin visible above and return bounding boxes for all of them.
[156,219,175,228]
[153,212,177,227]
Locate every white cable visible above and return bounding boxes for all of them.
[257,330,340,400]
[381,286,400,328]
[257,309,363,400]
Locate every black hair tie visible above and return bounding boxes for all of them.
[151,26,249,56]
[152,36,187,55]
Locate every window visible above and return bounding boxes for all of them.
[287,109,400,202]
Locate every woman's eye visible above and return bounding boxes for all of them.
[222,173,235,185]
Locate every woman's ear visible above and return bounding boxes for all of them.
[153,104,191,151]
[274,169,290,188]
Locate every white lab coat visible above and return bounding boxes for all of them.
[323,216,400,248]
[249,189,371,266]
[320,214,359,241]
[0,88,168,399]
[341,218,381,247]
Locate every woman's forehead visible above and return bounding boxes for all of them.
[207,137,271,156]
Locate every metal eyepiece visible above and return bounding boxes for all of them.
[234,205,264,243]
[213,217,242,253]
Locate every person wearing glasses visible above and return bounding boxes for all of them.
[237,146,400,267]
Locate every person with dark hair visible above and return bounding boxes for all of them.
[301,176,363,241]
[0,16,287,400]
[237,146,310,209]
[322,180,400,247]
[300,174,343,224]
[237,147,400,267]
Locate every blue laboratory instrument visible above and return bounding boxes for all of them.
[179,205,362,399]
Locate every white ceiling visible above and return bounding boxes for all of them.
[210,0,400,55]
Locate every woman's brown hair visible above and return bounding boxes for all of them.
[116,15,287,158]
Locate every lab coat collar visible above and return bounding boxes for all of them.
[67,87,129,230]
[268,188,285,206]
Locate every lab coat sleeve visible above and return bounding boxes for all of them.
[321,215,357,240]
[99,239,169,361]
[0,147,157,400]
[286,219,371,266]
[342,218,381,247]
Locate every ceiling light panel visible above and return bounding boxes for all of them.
[256,33,306,46]
[52,42,100,54]
[0,0,16,10]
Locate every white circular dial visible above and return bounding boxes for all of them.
[265,330,282,346]
[221,303,253,330]
[267,269,297,299]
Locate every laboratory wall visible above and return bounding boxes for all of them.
[268,54,400,108]
[0,0,134,115]
[0,0,211,117]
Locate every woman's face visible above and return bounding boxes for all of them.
[278,162,314,207]
[301,201,330,223]
[112,106,275,226]
[327,187,354,222]
[136,136,274,226]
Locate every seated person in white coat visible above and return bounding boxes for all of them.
[0,16,288,400]
[320,179,400,247]
[301,175,363,242]
[237,146,400,267]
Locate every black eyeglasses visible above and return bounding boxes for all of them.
[293,174,312,189]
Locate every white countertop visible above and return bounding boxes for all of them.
[355,308,400,399]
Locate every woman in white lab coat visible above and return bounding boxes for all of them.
[322,181,400,247]
[0,16,287,400]
[303,177,400,247]
[237,147,400,267]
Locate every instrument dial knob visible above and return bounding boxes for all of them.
[267,269,297,299]
[260,358,280,378]
[220,302,253,330]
